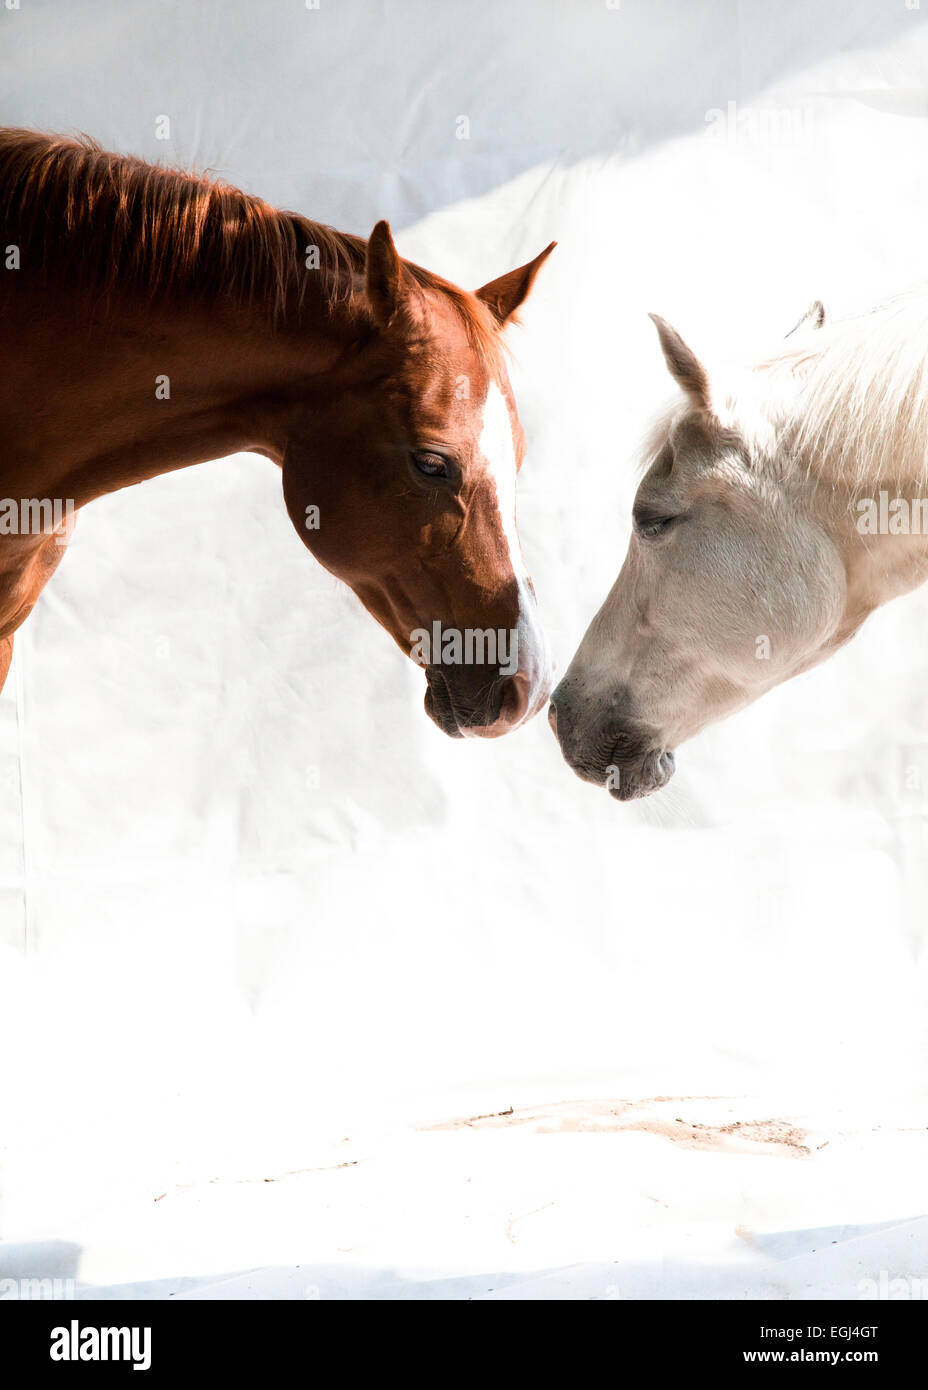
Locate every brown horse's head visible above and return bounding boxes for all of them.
[282,223,555,738]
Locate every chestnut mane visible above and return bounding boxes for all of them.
[0,128,501,360]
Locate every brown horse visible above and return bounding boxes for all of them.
[0,130,555,738]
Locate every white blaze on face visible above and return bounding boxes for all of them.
[478,380,527,582]
[476,381,551,716]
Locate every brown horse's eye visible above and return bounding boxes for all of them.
[411,450,449,478]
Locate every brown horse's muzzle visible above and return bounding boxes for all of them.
[420,589,553,738]
[425,665,543,739]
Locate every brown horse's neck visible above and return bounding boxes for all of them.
[0,281,357,508]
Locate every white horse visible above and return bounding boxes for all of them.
[550,291,928,799]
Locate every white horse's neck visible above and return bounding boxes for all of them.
[748,294,928,643]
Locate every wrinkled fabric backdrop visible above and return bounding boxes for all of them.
[2,0,927,1297]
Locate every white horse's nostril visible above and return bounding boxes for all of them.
[655,749,676,786]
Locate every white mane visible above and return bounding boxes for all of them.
[641,289,928,499]
[753,289,928,495]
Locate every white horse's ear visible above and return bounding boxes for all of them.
[786,299,826,337]
[648,314,711,411]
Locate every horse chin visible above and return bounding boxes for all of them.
[607,748,676,801]
[423,678,465,739]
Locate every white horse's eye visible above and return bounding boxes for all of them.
[637,515,676,539]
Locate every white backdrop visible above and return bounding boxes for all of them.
[2,0,928,1299]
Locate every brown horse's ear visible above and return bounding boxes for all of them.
[649,314,712,412]
[365,220,416,328]
[475,241,556,326]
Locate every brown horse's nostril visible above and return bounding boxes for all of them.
[497,673,530,727]
[547,702,558,735]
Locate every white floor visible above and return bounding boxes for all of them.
[3,1094,927,1301]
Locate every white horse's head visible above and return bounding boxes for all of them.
[550,305,852,800]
